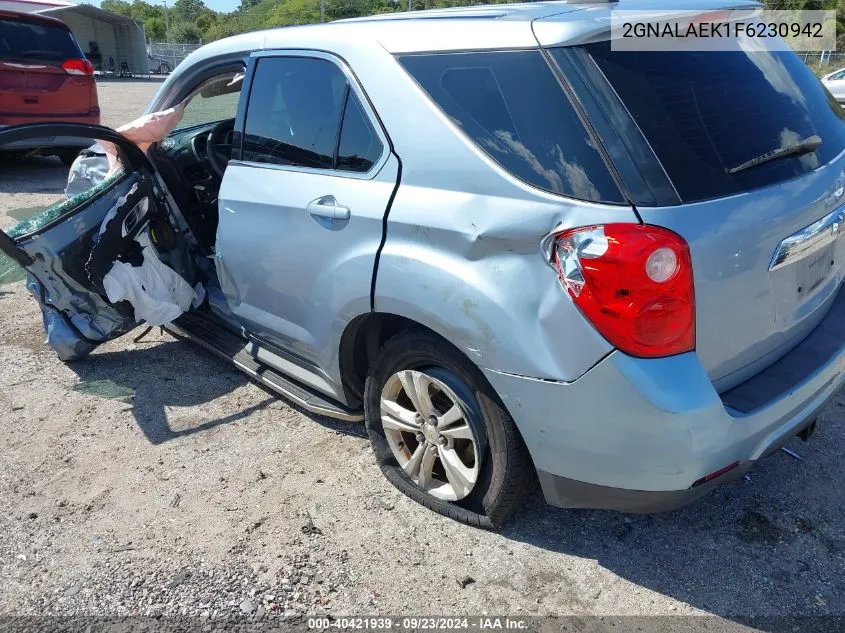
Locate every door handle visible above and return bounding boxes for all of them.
[305,195,351,221]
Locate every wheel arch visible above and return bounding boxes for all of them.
[338,310,510,417]
[339,312,425,406]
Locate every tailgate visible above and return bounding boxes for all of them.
[638,155,845,390]
[0,61,92,117]
[0,15,92,118]
[559,40,845,389]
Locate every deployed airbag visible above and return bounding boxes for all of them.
[102,103,186,177]
[66,102,186,186]
[102,233,198,326]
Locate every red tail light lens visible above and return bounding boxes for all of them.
[551,223,695,358]
[62,59,94,76]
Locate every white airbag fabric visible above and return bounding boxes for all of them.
[102,233,196,326]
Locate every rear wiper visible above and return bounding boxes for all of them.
[727,135,822,175]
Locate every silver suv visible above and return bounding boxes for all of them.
[2,1,845,528]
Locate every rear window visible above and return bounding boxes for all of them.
[399,51,624,204]
[0,18,82,61]
[569,42,845,203]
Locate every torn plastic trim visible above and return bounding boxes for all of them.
[153,169,202,255]
[486,349,616,385]
[485,368,573,385]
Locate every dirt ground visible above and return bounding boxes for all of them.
[0,80,844,629]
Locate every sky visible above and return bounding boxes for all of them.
[87,0,242,14]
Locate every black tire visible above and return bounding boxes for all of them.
[161,63,171,75]
[364,328,535,529]
[57,150,79,167]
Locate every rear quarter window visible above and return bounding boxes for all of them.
[399,50,625,204]
[571,42,845,203]
[0,19,82,61]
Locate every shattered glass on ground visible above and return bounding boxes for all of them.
[71,378,135,402]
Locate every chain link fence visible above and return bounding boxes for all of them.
[146,43,202,75]
[799,51,845,77]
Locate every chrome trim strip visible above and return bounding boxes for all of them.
[769,206,845,271]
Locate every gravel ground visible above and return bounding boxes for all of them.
[0,81,844,629]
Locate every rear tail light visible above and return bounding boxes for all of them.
[62,59,94,76]
[550,223,695,358]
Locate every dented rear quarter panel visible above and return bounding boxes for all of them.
[360,46,639,381]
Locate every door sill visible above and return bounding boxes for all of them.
[165,311,364,422]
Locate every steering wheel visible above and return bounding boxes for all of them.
[206,119,235,179]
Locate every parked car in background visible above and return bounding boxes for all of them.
[0,10,99,165]
[2,0,845,528]
[822,67,845,102]
[147,53,171,75]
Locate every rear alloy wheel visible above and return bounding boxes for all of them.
[380,369,481,501]
[365,329,534,529]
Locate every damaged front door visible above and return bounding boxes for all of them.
[0,123,194,360]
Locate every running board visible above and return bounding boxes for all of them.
[165,312,364,423]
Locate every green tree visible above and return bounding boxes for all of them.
[237,0,262,12]
[172,0,214,22]
[265,0,320,27]
[144,16,167,41]
[169,21,203,43]
[101,0,133,17]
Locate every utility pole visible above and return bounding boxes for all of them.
[163,0,170,43]
[320,0,325,22]
[408,0,412,11]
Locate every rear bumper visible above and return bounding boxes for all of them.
[536,463,751,513]
[484,286,845,512]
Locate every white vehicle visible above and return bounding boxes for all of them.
[822,67,845,102]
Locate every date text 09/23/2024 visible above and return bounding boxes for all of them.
[307,617,529,630]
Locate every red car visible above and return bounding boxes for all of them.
[0,9,100,164]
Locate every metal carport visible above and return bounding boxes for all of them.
[37,4,148,75]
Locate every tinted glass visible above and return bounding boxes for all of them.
[176,72,242,131]
[337,93,382,173]
[0,19,81,61]
[399,51,623,203]
[575,42,845,203]
[243,57,347,169]
[178,92,241,131]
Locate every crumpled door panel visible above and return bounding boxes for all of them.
[0,122,199,361]
[11,175,155,360]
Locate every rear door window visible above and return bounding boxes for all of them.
[337,93,383,173]
[567,42,845,203]
[399,51,624,204]
[0,18,82,61]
